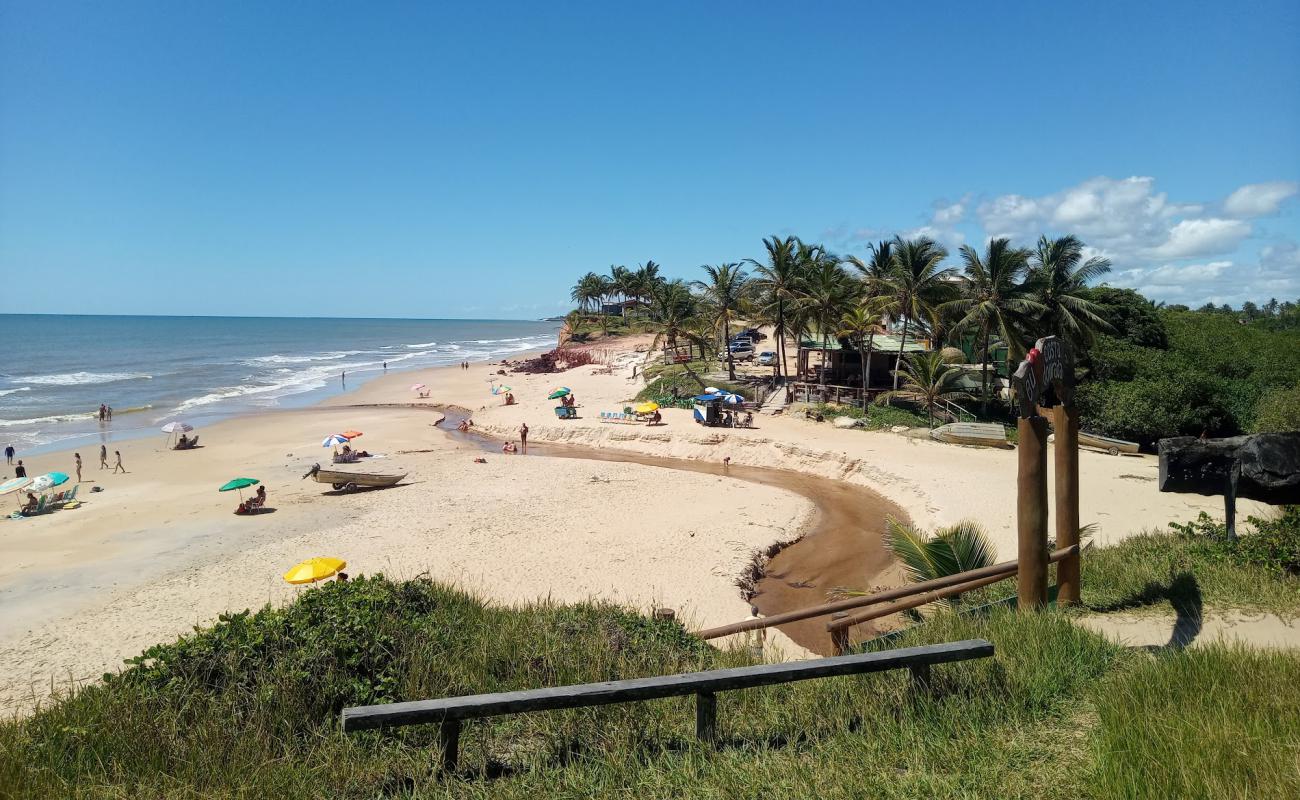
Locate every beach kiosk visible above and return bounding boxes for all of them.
[692,391,743,426]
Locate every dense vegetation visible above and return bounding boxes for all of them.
[4,545,1298,798]
[571,241,1299,441]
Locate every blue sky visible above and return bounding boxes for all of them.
[2,0,1297,318]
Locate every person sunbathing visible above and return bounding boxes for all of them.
[22,492,38,514]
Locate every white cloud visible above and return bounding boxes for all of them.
[1147,218,1252,259]
[1223,181,1298,217]
[1259,240,1300,273]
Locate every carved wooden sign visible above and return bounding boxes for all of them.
[1158,433,1300,504]
[1010,336,1074,418]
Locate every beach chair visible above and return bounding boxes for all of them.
[49,491,65,506]
[60,485,79,507]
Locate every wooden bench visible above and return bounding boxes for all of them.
[341,638,994,771]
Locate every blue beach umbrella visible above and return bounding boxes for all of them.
[322,434,350,447]
[28,472,69,494]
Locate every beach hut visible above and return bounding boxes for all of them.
[692,391,743,426]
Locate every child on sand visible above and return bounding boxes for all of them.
[113,451,126,473]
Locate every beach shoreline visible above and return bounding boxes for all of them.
[0,336,1259,715]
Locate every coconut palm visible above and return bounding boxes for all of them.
[608,265,635,308]
[747,235,803,381]
[875,351,973,427]
[570,272,608,314]
[888,236,957,389]
[692,262,750,381]
[943,238,1040,412]
[1026,235,1113,347]
[837,296,893,395]
[844,240,898,300]
[796,252,857,385]
[646,279,711,362]
[884,517,996,586]
[832,516,996,605]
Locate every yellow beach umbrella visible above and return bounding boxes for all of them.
[283,557,347,585]
[635,401,659,414]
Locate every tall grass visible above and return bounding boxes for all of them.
[1091,645,1300,799]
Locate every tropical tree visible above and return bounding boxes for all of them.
[646,279,711,362]
[875,351,973,427]
[832,517,996,604]
[1026,235,1113,347]
[845,239,898,300]
[796,251,857,385]
[837,296,893,394]
[692,262,750,381]
[631,261,663,309]
[570,271,608,313]
[748,235,803,381]
[943,237,1039,412]
[884,517,996,587]
[608,265,635,308]
[888,236,957,389]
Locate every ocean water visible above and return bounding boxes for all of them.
[0,315,558,455]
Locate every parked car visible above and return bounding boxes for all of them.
[757,351,778,366]
[726,343,755,361]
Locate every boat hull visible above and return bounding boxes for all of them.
[310,468,407,491]
[928,422,1012,449]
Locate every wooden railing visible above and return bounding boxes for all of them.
[696,545,1079,653]
[341,639,995,772]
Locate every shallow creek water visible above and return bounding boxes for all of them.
[430,407,906,654]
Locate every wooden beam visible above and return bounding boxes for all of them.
[1017,416,1049,609]
[695,692,717,743]
[1054,404,1081,605]
[341,640,995,732]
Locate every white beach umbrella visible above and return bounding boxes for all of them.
[704,386,721,394]
[0,476,32,496]
[161,421,194,433]
[322,434,350,447]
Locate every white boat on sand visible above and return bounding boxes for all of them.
[928,422,1012,449]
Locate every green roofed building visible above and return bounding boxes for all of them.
[796,333,932,390]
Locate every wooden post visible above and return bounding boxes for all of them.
[1017,416,1049,609]
[695,691,717,744]
[438,718,461,773]
[908,663,931,693]
[830,613,850,655]
[1054,404,1081,605]
[1224,462,1240,540]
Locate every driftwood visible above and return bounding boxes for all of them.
[1158,432,1300,537]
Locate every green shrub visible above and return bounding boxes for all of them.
[1167,508,1300,577]
[1253,384,1300,432]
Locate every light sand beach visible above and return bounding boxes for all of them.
[0,338,1253,715]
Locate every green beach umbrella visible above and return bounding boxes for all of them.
[547,387,571,399]
[219,477,260,501]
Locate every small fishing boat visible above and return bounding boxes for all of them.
[1049,431,1140,456]
[302,463,407,492]
[929,422,1012,449]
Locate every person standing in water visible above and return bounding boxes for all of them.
[75,453,82,482]
[113,450,126,474]
[341,371,346,386]
[518,422,529,454]
[99,444,109,469]
[383,361,387,372]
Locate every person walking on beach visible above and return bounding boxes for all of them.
[112,450,126,474]
[75,453,82,482]
[518,422,529,454]
[4,444,13,465]
[99,444,108,469]
[14,460,26,479]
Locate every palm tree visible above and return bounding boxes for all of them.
[833,516,996,605]
[570,272,606,313]
[796,252,857,385]
[646,279,711,362]
[845,240,898,300]
[875,351,973,427]
[837,296,892,395]
[692,262,750,381]
[1027,235,1113,347]
[608,265,634,309]
[884,517,996,591]
[888,236,956,389]
[632,261,663,309]
[748,235,803,382]
[942,238,1040,412]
